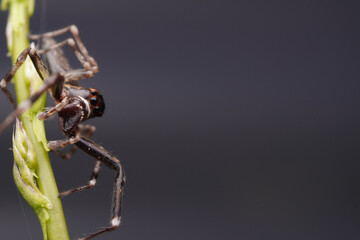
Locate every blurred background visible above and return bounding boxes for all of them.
[1,0,360,239]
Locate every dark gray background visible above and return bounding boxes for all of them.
[1,0,360,239]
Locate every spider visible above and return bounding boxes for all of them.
[0,25,125,240]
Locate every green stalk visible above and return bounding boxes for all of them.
[1,0,69,239]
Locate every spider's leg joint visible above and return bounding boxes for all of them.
[0,79,6,88]
[89,179,96,186]
[70,25,79,35]
[111,217,121,228]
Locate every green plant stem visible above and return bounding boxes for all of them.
[2,0,70,239]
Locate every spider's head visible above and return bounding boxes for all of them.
[87,88,105,118]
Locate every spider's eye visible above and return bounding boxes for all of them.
[91,90,97,96]
[90,92,105,118]
[93,107,103,116]
[90,97,98,106]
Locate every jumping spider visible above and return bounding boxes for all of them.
[0,25,125,240]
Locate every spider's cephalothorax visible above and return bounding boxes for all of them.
[0,25,125,240]
[58,86,105,135]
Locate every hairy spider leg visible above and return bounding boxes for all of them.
[59,160,102,198]
[29,25,98,73]
[38,38,97,81]
[47,129,81,150]
[52,124,96,160]
[0,47,48,107]
[0,47,67,133]
[60,137,125,240]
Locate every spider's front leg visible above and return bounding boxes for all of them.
[0,47,70,133]
[52,124,96,160]
[47,130,81,150]
[36,100,68,120]
[0,47,48,108]
[0,72,66,133]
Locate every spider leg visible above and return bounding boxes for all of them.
[0,72,65,133]
[37,96,69,120]
[64,69,97,81]
[78,172,124,240]
[29,25,98,73]
[0,47,48,108]
[59,160,102,198]
[52,124,96,160]
[47,128,81,150]
[38,38,96,77]
[74,137,125,240]
[0,47,70,133]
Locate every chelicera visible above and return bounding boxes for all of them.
[0,25,125,240]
